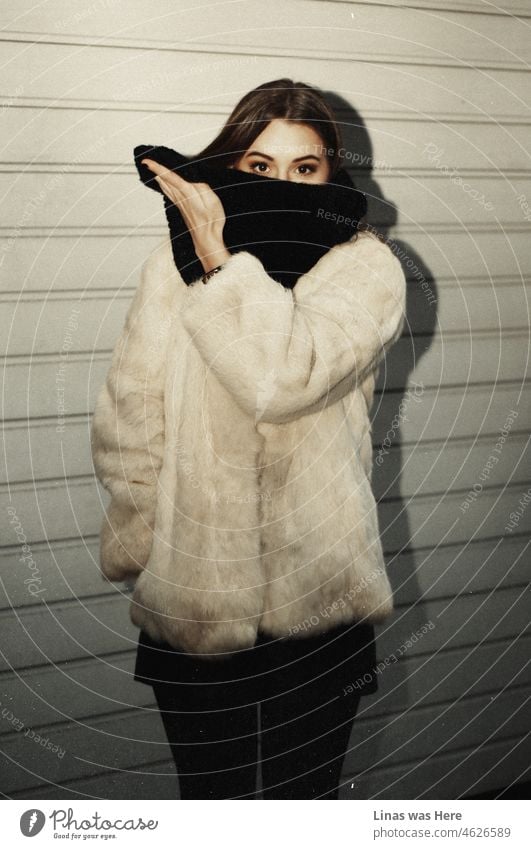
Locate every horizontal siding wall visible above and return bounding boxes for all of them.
[1,0,529,799]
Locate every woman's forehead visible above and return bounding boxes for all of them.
[245,119,326,157]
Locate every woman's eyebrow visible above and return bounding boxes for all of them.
[245,151,322,163]
[245,150,274,160]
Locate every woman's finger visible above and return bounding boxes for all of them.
[141,161,216,206]
[157,174,221,217]
[141,159,191,188]
[154,177,199,227]
[140,160,226,240]
[155,177,184,207]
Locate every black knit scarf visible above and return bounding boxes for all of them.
[134,144,367,288]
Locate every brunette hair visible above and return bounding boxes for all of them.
[196,78,343,178]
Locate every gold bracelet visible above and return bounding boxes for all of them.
[201,265,223,284]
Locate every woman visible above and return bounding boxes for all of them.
[90,79,406,799]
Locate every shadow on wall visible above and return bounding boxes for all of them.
[324,92,439,798]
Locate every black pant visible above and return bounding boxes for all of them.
[143,621,375,800]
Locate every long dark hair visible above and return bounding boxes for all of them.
[196,78,343,178]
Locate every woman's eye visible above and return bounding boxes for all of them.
[250,161,269,173]
[295,164,316,175]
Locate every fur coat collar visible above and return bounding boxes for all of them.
[90,230,406,659]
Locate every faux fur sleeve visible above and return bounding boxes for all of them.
[90,245,170,581]
[180,231,406,424]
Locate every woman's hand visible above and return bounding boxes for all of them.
[141,159,231,273]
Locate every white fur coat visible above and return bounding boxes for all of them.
[90,230,406,658]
